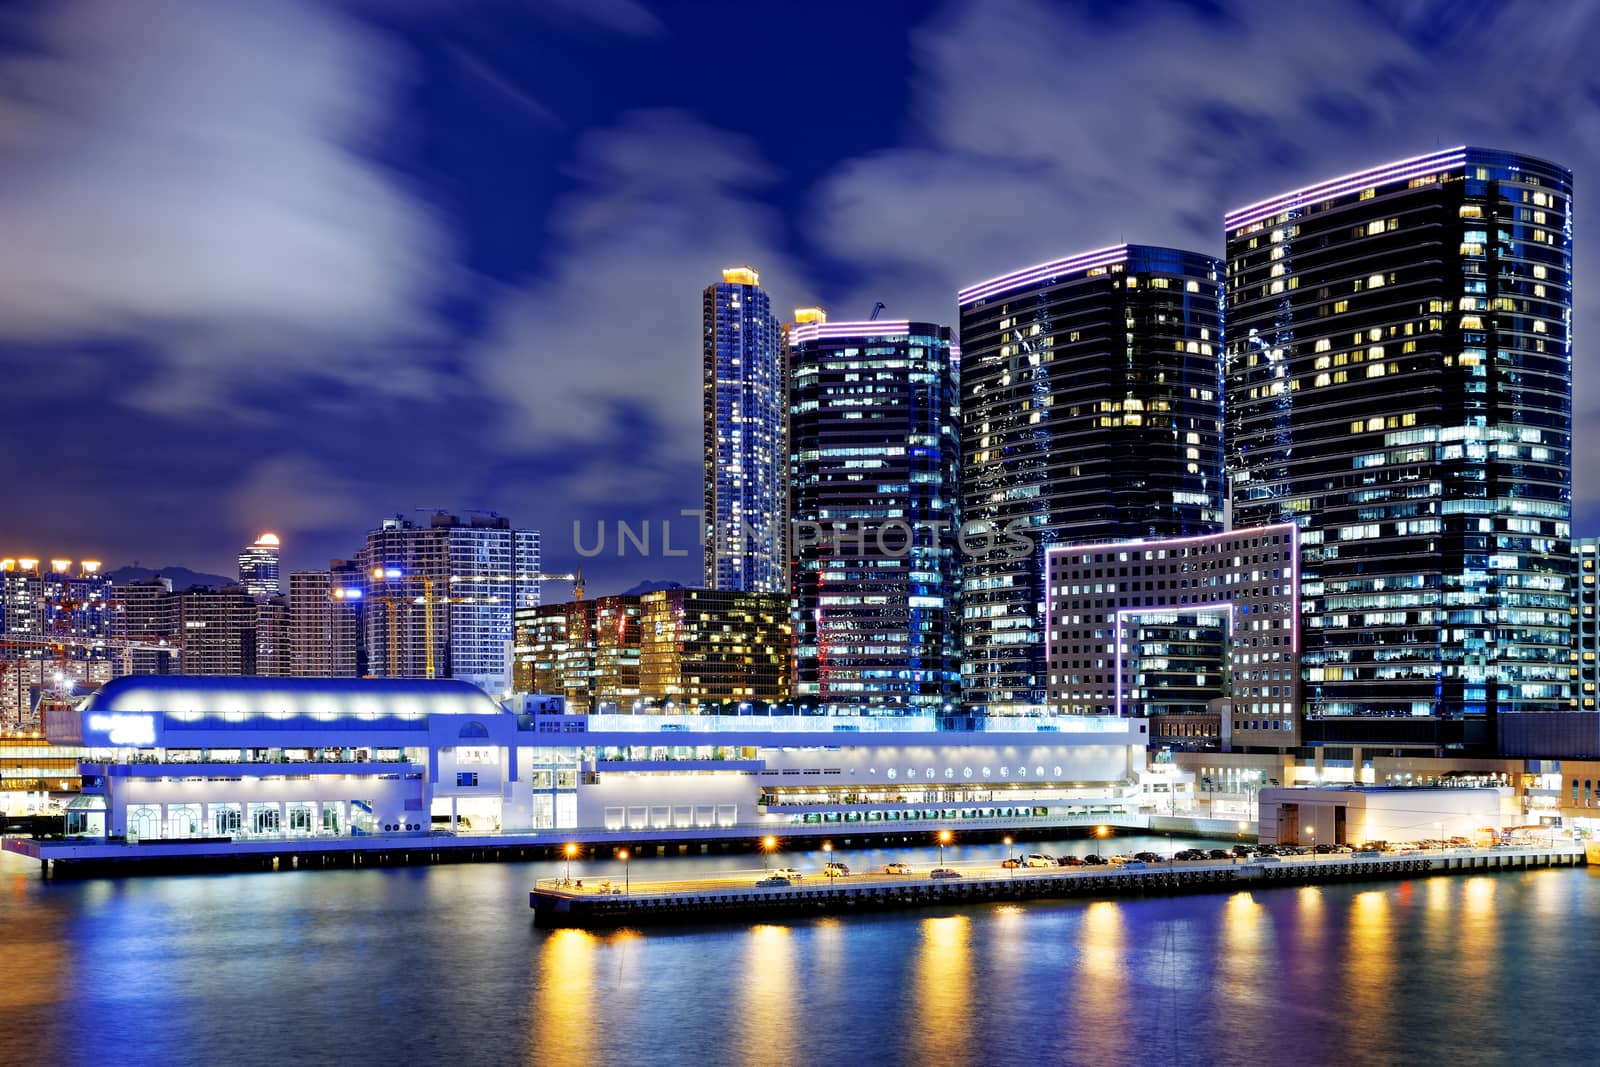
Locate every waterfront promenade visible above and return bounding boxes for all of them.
[529,844,1586,927]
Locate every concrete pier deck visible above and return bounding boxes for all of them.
[529,845,1586,928]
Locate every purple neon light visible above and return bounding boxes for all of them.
[957,244,1129,305]
[1224,147,1468,230]
[1113,603,1237,718]
[787,320,914,345]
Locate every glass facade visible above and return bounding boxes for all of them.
[703,267,786,594]
[958,245,1226,715]
[788,320,960,711]
[1226,147,1573,744]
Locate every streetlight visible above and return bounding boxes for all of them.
[1237,820,1248,845]
[938,829,952,867]
[564,842,577,885]
[618,848,630,895]
[823,841,834,877]
[1003,835,1014,877]
[1096,825,1110,858]
[762,835,777,871]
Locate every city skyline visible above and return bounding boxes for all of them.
[3,1,1599,595]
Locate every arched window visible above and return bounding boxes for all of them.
[459,721,491,740]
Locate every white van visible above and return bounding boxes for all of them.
[1023,853,1056,868]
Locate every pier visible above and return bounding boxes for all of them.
[529,844,1587,928]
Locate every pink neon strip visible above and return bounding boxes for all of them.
[1225,148,1467,229]
[957,245,1130,304]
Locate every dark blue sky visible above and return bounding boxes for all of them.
[2,0,1597,594]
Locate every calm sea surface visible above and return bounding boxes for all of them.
[2,835,1596,1067]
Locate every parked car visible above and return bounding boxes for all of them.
[1023,853,1056,868]
[755,876,792,888]
[1080,853,1108,866]
[771,867,804,880]
[1231,844,1256,857]
[1001,858,1024,869]
[823,861,850,877]
[1208,848,1233,860]
[929,867,961,880]
[883,862,914,875]
[1133,851,1162,864]
[1173,849,1206,861]
[1058,855,1085,867]
[1108,854,1136,865]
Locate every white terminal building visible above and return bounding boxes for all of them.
[48,676,1151,842]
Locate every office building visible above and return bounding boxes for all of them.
[1045,525,1301,750]
[703,267,786,594]
[958,245,1226,715]
[1225,147,1573,752]
[638,588,790,709]
[238,533,281,597]
[1573,538,1598,711]
[512,595,641,713]
[787,319,960,711]
[361,513,541,693]
[288,565,363,677]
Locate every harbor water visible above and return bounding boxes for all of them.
[2,835,1595,1066]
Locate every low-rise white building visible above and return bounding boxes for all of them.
[1257,785,1508,847]
[48,676,1155,842]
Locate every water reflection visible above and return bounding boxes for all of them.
[740,924,796,1065]
[908,914,973,1066]
[1346,891,1393,1037]
[1072,902,1127,1064]
[1217,892,1268,1012]
[532,929,596,1065]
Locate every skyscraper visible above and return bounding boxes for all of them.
[787,319,961,711]
[360,512,541,692]
[288,564,363,677]
[958,245,1226,716]
[238,533,281,597]
[1225,147,1573,752]
[703,266,786,594]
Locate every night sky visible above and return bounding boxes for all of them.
[2,0,1597,594]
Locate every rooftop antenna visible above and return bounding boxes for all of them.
[869,301,886,320]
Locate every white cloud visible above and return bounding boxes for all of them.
[810,0,1600,519]
[475,109,818,497]
[0,0,453,413]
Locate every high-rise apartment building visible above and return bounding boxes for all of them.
[288,564,363,677]
[958,245,1226,715]
[116,577,180,674]
[2,558,119,722]
[175,586,258,675]
[1225,147,1573,752]
[787,319,961,711]
[704,267,786,594]
[255,596,291,678]
[238,533,281,597]
[361,513,541,692]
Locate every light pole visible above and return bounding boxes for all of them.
[564,842,577,885]
[618,848,630,895]
[823,841,834,877]
[938,829,952,868]
[1096,825,1110,858]
[762,835,777,871]
[1003,835,1014,877]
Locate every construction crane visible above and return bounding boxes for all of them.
[869,301,886,320]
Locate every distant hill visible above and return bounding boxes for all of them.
[619,579,686,596]
[106,564,234,590]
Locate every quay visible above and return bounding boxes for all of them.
[529,844,1587,928]
[3,812,1204,877]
